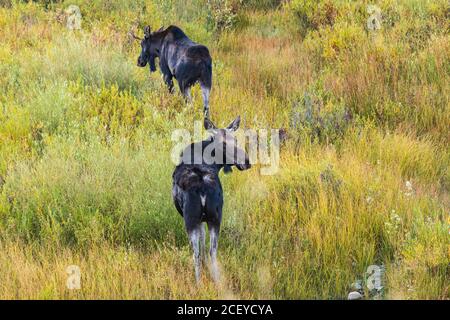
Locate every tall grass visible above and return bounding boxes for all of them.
[0,0,448,299]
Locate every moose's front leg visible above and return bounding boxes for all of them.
[163,73,174,93]
[160,58,174,93]
[183,87,193,104]
[149,55,157,72]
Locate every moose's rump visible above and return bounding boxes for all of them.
[172,164,223,225]
[173,45,212,89]
[184,45,211,61]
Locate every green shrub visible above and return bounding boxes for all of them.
[207,0,238,33]
[290,89,351,145]
[81,84,145,138]
[287,0,339,37]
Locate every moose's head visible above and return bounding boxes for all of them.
[131,26,164,72]
[204,116,251,172]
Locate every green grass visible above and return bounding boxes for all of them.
[0,0,448,299]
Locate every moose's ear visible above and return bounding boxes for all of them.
[144,25,151,38]
[157,26,165,32]
[204,118,217,131]
[226,116,241,132]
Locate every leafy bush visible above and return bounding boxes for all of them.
[290,89,351,144]
[79,84,145,138]
[287,0,339,36]
[207,0,238,33]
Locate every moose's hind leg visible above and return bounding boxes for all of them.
[200,83,211,118]
[208,224,220,283]
[200,223,207,264]
[188,225,202,283]
[178,79,193,105]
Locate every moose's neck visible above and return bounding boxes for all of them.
[150,33,166,56]
[180,138,227,173]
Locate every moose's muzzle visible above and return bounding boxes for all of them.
[137,56,147,67]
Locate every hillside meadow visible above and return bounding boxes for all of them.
[0,0,448,299]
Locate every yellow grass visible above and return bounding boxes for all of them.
[0,0,448,299]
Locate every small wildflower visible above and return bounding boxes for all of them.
[404,180,414,197]
[405,180,412,189]
[385,210,402,234]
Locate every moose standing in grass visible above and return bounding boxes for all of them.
[132,25,213,118]
[172,116,251,282]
